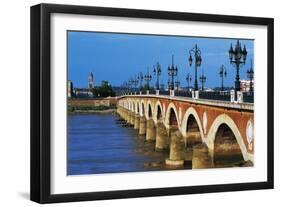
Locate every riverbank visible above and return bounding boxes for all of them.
[68,108,116,114]
[68,104,117,114]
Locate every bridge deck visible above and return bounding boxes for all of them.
[119,94,254,111]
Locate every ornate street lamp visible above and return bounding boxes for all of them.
[130,76,139,92]
[153,62,161,90]
[137,72,143,89]
[219,64,227,91]
[144,67,152,90]
[228,40,247,93]
[127,79,132,92]
[247,60,254,92]
[199,69,206,91]
[186,73,192,90]
[168,55,178,90]
[188,44,202,91]
[122,81,129,94]
[167,79,171,90]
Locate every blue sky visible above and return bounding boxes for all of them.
[68,31,254,89]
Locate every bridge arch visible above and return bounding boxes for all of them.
[181,107,204,145]
[148,104,153,118]
[128,101,131,111]
[128,100,131,111]
[164,102,180,128]
[146,100,154,119]
[135,100,140,114]
[153,101,163,122]
[207,114,249,162]
[140,99,145,117]
[133,100,138,113]
[132,101,135,112]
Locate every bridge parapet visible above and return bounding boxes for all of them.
[121,90,254,104]
[119,94,254,111]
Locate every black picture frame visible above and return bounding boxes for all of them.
[30,3,274,204]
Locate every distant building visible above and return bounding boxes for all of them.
[88,72,94,89]
[73,88,93,98]
[68,71,95,99]
[67,80,74,98]
[240,79,254,92]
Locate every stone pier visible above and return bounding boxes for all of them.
[146,118,156,141]
[130,111,135,126]
[165,130,185,166]
[155,121,169,151]
[139,116,146,135]
[134,114,140,130]
[126,110,131,123]
[192,144,213,169]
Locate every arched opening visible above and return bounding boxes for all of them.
[136,103,139,113]
[148,104,153,118]
[142,103,145,116]
[214,124,243,165]
[156,105,162,120]
[186,115,202,147]
[169,108,178,127]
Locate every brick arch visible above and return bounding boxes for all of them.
[164,102,180,128]
[180,107,204,143]
[132,101,135,112]
[133,99,138,113]
[130,100,134,112]
[207,114,250,162]
[126,101,129,109]
[140,99,145,117]
[153,100,163,122]
[135,100,140,114]
[128,100,131,111]
[146,100,154,119]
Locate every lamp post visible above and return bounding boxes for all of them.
[122,81,129,94]
[247,60,254,92]
[219,64,227,91]
[127,79,132,93]
[131,76,139,92]
[137,72,143,89]
[228,40,247,94]
[144,67,152,90]
[186,73,192,91]
[175,78,180,91]
[153,62,161,90]
[168,55,178,90]
[188,44,202,91]
[199,69,206,91]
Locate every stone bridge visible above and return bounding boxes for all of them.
[117,94,254,168]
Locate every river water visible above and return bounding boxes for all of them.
[67,113,251,175]
[67,113,184,175]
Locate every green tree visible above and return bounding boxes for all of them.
[91,80,116,97]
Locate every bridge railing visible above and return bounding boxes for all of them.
[174,90,192,98]
[242,92,254,103]
[198,91,231,102]
[120,90,254,104]
[159,90,170,96]
[149,90,156,95]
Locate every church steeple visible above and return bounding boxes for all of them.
[88,72,94,89]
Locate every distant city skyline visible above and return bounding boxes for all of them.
[67,31,254,89]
